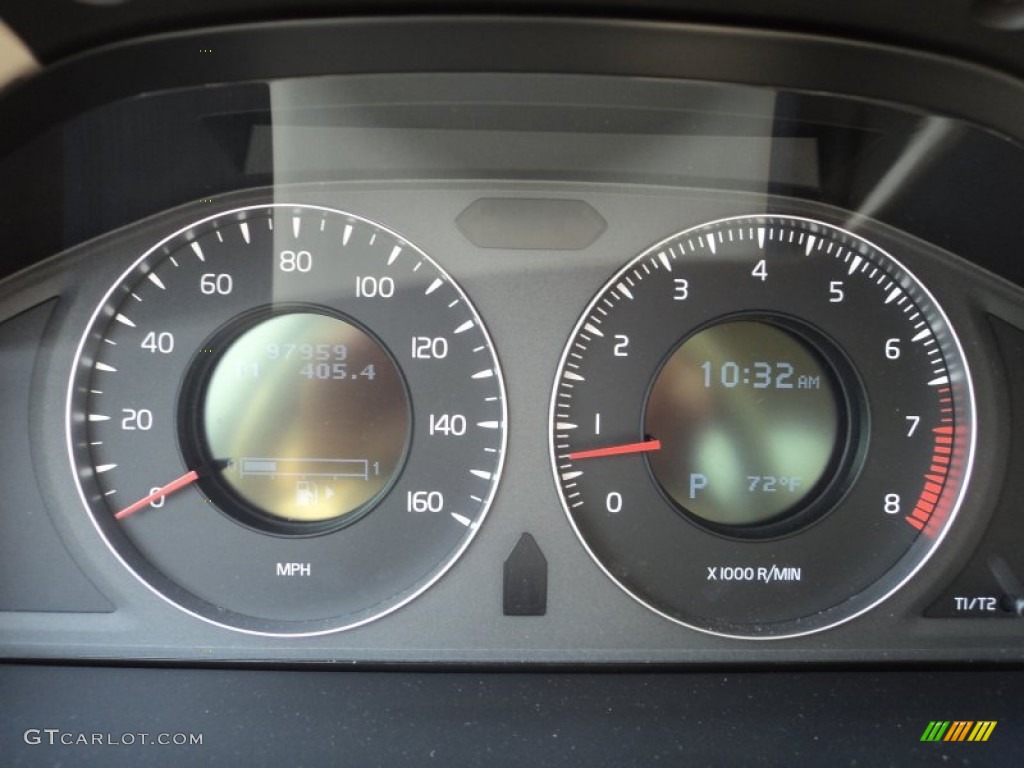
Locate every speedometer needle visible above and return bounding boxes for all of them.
[567,439,662,460]
[115,469,200,520]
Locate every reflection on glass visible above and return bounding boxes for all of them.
[645,320,841,527]
[202,312,409,522]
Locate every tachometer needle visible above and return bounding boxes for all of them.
[115,469,200,520]
[567,439,662,460]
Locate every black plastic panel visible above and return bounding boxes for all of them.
[4,1,1024,86]
[2,664,1021,766]
[927,316,1024,619]
[0,300,112,613]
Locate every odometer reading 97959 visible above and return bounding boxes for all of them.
[68,204,506,636]
[551,214,975,638]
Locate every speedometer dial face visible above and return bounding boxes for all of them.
[551,215,975,638]
[68,204,506,636]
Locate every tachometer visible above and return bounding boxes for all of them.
[550,214,974,638]
[68,204,506,636]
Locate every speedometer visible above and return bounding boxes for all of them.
[68,203,506,636]
[550,214,975,638]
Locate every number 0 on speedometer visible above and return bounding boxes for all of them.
[550,214,975,638]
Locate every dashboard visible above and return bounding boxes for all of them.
[2,8,1024,766]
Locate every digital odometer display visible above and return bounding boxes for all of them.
[189,311,411,530]
[551,214,974,638]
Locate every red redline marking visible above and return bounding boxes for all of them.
[907,517,925,531]
[115,469,200,520]
[568,439,662,460]
[912,507,931,522]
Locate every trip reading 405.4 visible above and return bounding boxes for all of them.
[232,334,381,382]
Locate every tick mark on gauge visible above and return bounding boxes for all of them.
[191,242,205,261]
[454,320,474,334]
[387,246,402,265]
[425,278,443,295]
[147,273,166,290]
[239,222,250,243]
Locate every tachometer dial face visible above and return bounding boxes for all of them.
[68,204,506,636]
[550,215,975,638]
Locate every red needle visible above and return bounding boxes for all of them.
[114,469,201,520]
[567,439,662,460]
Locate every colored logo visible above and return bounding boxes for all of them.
[920,721,996,742]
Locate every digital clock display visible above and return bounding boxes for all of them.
[644,319,845,528]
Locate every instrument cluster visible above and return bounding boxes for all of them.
[1,65,1023,663]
